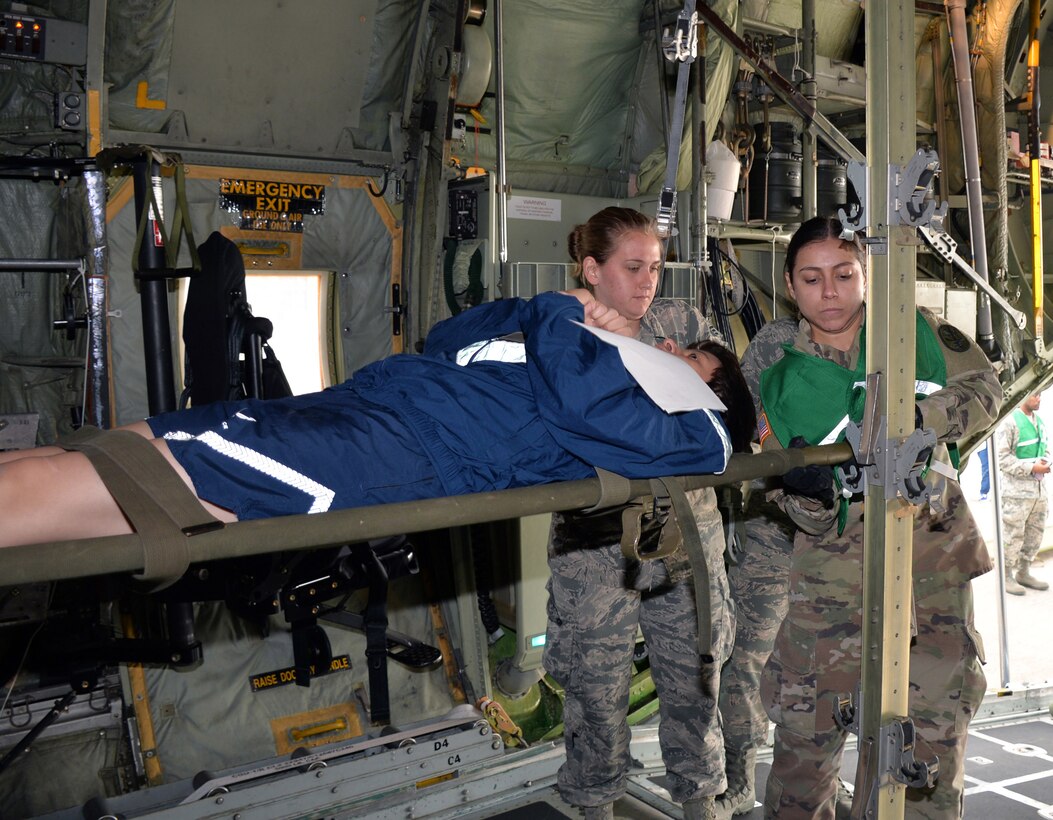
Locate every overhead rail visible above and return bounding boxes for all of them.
[0,443,853,586]
[693,3,864,164]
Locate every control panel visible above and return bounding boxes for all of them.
[1,13,87,66]
[449,187,480,240]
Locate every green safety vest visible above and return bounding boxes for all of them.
[760,311,951,534]
[1013,409,1046,460]
[760,310,947,448]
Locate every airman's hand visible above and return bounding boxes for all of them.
[583,300,631,336]
[562,289,632,336]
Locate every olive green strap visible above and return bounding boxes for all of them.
[123,148,200,275]
[59,427,222,585]
[583,467,634,513]
[651,477,714,665]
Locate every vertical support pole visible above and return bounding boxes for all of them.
[84,0,107,158]
[988,437,1013,689]
[859,2,916,818]
[493,0,508,268]
[1026,0,1044,342]
[131,155,177,416]
[800,0,817,218]
[131,154,198,662]
[946,0,997,354]
[691,25,707,280]
[82,168,111,429]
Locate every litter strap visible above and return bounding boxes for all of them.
[59,427,222,585]
[651,476,714,665]
[583,467,634,513]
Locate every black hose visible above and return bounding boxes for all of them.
[470,527,503,638]
[0,690,77,776]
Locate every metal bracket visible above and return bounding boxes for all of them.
[839,146,950,246]
[839,419,936,506]
[917,223,1028,330]
[834,684,860,733]
[891,147,947,228]
[655,189,678,240]
[835,373,936,506]
[838,161,867,238]
[620,492,680,562]
[662,9,699,64]
[881,718,939,791]
[834,688,938,818]
[855,717,940,818]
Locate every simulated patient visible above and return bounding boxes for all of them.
[0,290,749,548]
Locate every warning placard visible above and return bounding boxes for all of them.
[508,195,562,222]
[219,178,326,233]
[248,654,351,692]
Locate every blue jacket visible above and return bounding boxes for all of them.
[350,292,731,497]
[151,292,732,518]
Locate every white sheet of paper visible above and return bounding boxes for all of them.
[574,321,727,413]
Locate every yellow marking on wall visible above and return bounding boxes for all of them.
[270,702,363,756]
[135,81,166,110]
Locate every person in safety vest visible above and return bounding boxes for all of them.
[715,313,854,820]
[0,288,740,549]
[996,391,1050,595]
[754,216,1001,820]
[530,208,751,820]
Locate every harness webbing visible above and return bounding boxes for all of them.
[652,476,714,667]
[59,427,222,584]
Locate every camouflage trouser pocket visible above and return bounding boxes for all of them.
[955,627,987,735]
[762,619,819,738]
[542,574,575,685]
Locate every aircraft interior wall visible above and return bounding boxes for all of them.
[6,0,1053,817]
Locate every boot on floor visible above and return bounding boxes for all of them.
[683,796,718,820]
[713,747,757,819]
[1006,570,1027,595]
[1016,564,1049,590]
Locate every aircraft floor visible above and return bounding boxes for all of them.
[487,714,1053,819]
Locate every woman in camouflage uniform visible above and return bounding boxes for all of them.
[756,217,999,819]
[543,207,749,820]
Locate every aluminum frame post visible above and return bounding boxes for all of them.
[856,2,918,818]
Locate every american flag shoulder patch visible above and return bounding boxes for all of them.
[758,411,772,445]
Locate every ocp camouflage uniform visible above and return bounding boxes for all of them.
[719,317,797,756]
[757,309,999,820]
[544,298,734,808]
[996,408,1049,577]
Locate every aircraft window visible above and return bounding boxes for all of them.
[177,270,337,396]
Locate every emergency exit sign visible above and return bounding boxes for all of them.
[219,178,326,233]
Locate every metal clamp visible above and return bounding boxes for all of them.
[835,688,938,819]
[838,161,867,238]
[881,717,939,790]
[655,189,678,240]
[836,372,936,506]
[834,686,859,733]
[620,492,680,562]
[662,9,699,63]
[891,147,947,228]
[839,418,936,506]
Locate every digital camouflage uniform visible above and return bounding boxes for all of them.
[718,317,798,756]
[996,408,1048,577]
[544,298,734,808]
[757,310,999,820]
